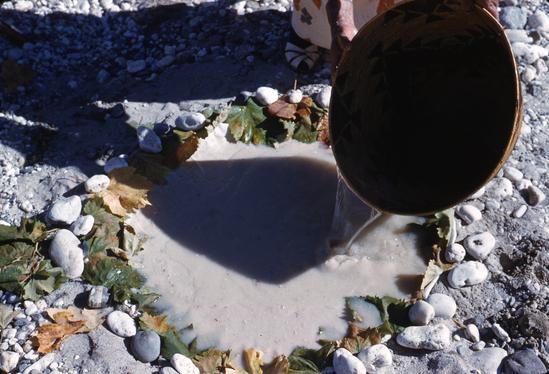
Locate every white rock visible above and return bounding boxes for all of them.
[175,113,206,131]
[426,294,456,319]
[463,232,496,260]
[466,324,480,342]
[534,59,548,75]
[70,215,95,236]
[528,185,546,206]
[333,349,366,374]
[491,323,511,343]
[528,10,549,31]
[408,300,435,326]
[505,29,533,43]
[106,311,136,337]
[22,353,55,374]
[522,66,537,83]
[255,87,278,105]
[396,324,451,350]
[489,177,513,199]
[0,351,19,373]
[447,261,489,288]
[286,89,303,104]
[171,353,200,374]
[46,196,82,225]
[84,174,110,193]
[471,341,486,351]
[511,42,548,64]
[49,229,84,279]
[513,205,527,218]
[127,60,147,74]
[104,157,128,174]
[445,243,466,263]
[137,126,162,154]
[456,205,482,224]
[316,86,332,109]
[14,0,33,11]
[515,179,532,192]
[470,186,485,199]
[357,344,392,372]
[503,166,523,182]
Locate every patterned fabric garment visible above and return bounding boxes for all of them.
[291,0,404,49]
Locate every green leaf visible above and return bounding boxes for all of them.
[110,224,142,260]
[162,329,193,360]
[0,303,19,328]
[290,342,336,372]
[128,152,172,185]
[0,218,46,243]
[287,355,320,374]
[83,197,124,228]
[130,290,161,310]
[82,258,145,302]
[292,121,319,143]
[0,265,25,293]
[193,349,225,374]
[281,120,295,142]
[336,324,380,354]
[226,99,267,144]
[0,241,35,269]
[22,260,67,301]
[363,296,412,335]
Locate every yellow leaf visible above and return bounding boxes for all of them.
[245,348,264,374]
[97,190,127,216]
[31,311,87,354]
[139,312,175,336]
[46,306,107,333]
[262,355,289,374]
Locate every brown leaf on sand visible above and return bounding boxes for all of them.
[267,95,297,120]
[32,311,87,354]
[97,167,155,216]
[46,306,107,333]
[0,59,37,94]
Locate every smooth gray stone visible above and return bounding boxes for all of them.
[49,229,84,278]
[131,331,161,362]
[505,349,547,374]
[466,347,507,374]
[46,196,82,225]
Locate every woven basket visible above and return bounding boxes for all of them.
[330,0,522,215]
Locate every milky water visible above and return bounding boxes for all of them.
[130,123,427,361]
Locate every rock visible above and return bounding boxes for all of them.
[503,166,523,182]
[463,232,496,260]
[127,60,147,73]
[471,341,486,351]
[447,261,489,288]
[157,55,176,69]
[408,300,435,325]
[466,324,480,342]
[500,7,527,29]
[171,353,200,374]
[175,113,206,131]
[46,196,82,225]
[104,157,128,174]
[445,243,466,263]
[96,69,110,83]
[357,344,392,372]
[49,229,84,278]
[505,350,547,374]
[84,174,110,193]
[396,324,450,350]
[426,294,456,319]
[456,205,482,224]
[528,10,549,32]
[255,87,278,105]
[490,177,513,198]
[505,29,533,44]
[491,323,511,343]
[522,66,537,83]
[511,42,549,64]
[287,89,303,104]
[471,186,485,199]
[316,86,332,109]
[106,311,136,337]
[70,215,95,236]
[14,0,33,11]
[527,185,545,206]
[333,348,366,374]
[132,330,161,362]
[111,103,125,119]
[137,126,162,154]
[161,368,180,374]
[88,285,110,308]
[519,310,549,339]
[0,351,19,373]
[154,122,172,136]
[22,353,55,374]
[515,179,532,192]
[513,205,527,218]
[466,348,507,374]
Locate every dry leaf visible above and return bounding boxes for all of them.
[245,348,264,374]
[97,190,127,216]
[268,96,297,120]
[32,311,87,353]
[46,306,107,333]
[139,312,175,337]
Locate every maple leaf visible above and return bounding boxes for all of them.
[226,100,269,145]
[289,343,336,373]
[128,152,172,186]
[139,312,175,337]
[262,355,289,374]
[0,60,37,94]
[335,324,381,354]
[162,131,199,169]
[0,304,19,329]
[193,349,244,374]
[268,96,298,120]
[97,167,155,216]
[245,348,264,374]
[361,296,412,335]
[46,306,106,333]
[32,311,87,354]
[0,217,46,243]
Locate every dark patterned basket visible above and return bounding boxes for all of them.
[330,0,522,215]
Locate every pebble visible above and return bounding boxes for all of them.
[49,229,84,278]
[84,174,110,193]
[357,344,392,372]
[504,349,546,374]
[491,323,511,343]
[170,353,200,374]
[161,368,180,374]
[456,205,482,224]
[527,185,545,206]
[528,10,549,32]
[500,7,527,29]
[447,261,489,288]
[396,324,451,350]
[106,311,136,338]
[515,179,532,192]
[137,126,162,154]
[471,341,486,351]
[470,186,485,199]
[503,166,523,182]
[104,157,128,174]
[157,55,176,69]
[518,310,549,339]
[175,113,206,131]
[333,348,366,374]
[466,324,480,342]
[425,294,456,319]
[316,86,332,109]
[286,89,303,104]
[88,285,110,309]
[0,351,19,373]
[255,87,278,106]
[46,196,82,225]
[127,60,147,74]
[131,330,161,362]
[466,348,507,374]
[70,215,95,236]
[445,243,466,263]
[408,300,435,326]
[22,353,55,374]
[111,103,125,119]
[490,178,513,199]
[513,205,527,218]
[463,232,496,260]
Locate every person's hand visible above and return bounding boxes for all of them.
[461,0,499,20]
[327,0,358,76]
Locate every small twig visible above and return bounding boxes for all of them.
[453,318,466,328]
[294,76,297,91]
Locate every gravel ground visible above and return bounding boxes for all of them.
[2,0,549,372]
